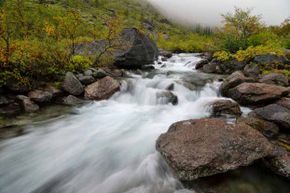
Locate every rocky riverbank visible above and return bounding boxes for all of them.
[157,52,290,182]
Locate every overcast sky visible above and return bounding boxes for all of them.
[147,0,290,26]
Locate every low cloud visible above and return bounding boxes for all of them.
[147,0,290,26]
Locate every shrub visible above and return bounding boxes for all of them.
[234,45,284,62]
[213,51,232,62]
[68,55,93,72]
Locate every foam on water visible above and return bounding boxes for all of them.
[0,54,223,193]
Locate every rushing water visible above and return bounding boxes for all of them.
[0,54,288,193]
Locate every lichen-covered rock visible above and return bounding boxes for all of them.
[156,118,273,181]
[62,72,84,96]
[85,76,120,100]
[227,83,289,106]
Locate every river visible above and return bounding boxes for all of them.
[0,54,289,193]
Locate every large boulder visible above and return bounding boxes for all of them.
[227,83,289,106]
[28,90,53,103]
[250,104,290,129]
[62,72,84,96]
[208,99,242,118]
[17,95,39,113]
[156,118,273,181]
[113,28,159,69]
[85,76,120,100]
[259,73,289,87]
[220,71,255,97]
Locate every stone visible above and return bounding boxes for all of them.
[0,102,21,117]
[43,85,62,98]
[93,69,108,79]
[243,63,260,78]
[276,97,290,109]
[264,153,290,179]
[227,83,289,106]
[195,59,209,70]
[28,90,53,103]
[250,104,290,129]
[259,73,289,87]
[0,96,9,106]
[237,117,279,138]
[85,76,120,100]
[209,99,242,117]
[16,95,39,113]
[62,72,84,96]
[156,118,273,181]
[159,49,173,59]
[78,76,95,85]
[61,95,85,106]
[220,71,255,97]
[156,91,178,105]
[254,54,287,65]
[219,59,247,74]
[84,69,93,76]
[113,28,159,69]
[202,62,218,73]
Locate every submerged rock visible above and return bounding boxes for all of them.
[85,76,120,100]
[156,91,178,105]
[195,59,209,70]
[227,83,289,106]
[209,99,242,117]
[156,118,273,181]
[62,72,84,96]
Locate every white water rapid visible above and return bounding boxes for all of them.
[0,54,227,193]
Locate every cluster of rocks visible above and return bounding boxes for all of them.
[196,52,290,76]
[0,68,123,116]
[157,55,290,182]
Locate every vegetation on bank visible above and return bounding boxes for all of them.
[0,0,289,89]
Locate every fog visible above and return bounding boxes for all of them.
[147,0,290,26]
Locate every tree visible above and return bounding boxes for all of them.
[222,7,263,39]
[55,9,83,55]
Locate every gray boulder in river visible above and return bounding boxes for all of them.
[156,118,273,181]
[85,76,120,100]
[62,72,84,96]
[113,28,159,69]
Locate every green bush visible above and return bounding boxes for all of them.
[68,55,93,72]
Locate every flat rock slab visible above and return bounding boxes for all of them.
[156,118,273,181]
